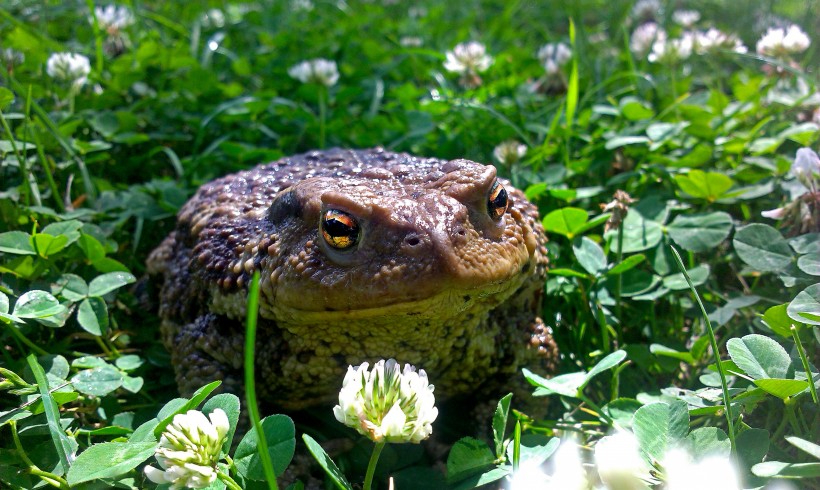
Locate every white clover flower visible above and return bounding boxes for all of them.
[537,42,572,76]
[292,0,314,11]
[648,33,694,63]
[631,0,661,22]
[761,206,788,220]
[400,36,423,48]
[92,5,134,35]
[201,9,226,28]
[672,10,700,28]
[594,431,652,490]
[756,24,810,57]
[288,58,340,87]
[444,41,492,75]
[333,359,438,444]
[663,448,741,490]
[507,463,550,489]
[494,140,527,166]
[791,147,820,190]
[694,28,747,54]
[1,48,24,70]
[548,440,589,490]
[144,409,230,490]
[46,52,91,90]
[631,23,665,57]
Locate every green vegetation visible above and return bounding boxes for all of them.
[1,0,818,489]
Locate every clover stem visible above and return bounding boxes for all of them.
[10,421,69,490]
[363,441,386,490]
[318,86,327,149]
[217,469,243,490]
[791,325,818,404]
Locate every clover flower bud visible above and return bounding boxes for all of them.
[631,23,665,57]
[695,28,747,55]
[288,58,340,87]
[46,52,91,90]
[537,42,572,76]
[672,10,700,28]
[791,148,820,191]
[648,33,694,64]
[92,5,134,35]
[444,41,492,75]
[494,140,527,167]
[333,359,437,443]
[144,409,230,489]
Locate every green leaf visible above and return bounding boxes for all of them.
[786,436,820,459]
[54,274,89,302]
[153,381,222,438]
[650,344,695,365]
[686,427,730,460]
[202,394,241,455]
[796,253,820,276]
[115,355,143,371]
[77,297,109,336]
[446,437,496,483]
[727,334,792,380]
[41,220,83,246]
[77,234,106,262]
[0,87,14,109]
[789,233,820,254]
[606,254,645,276]
[27,355,73,475]
[492,393,512,460]
[788,283,820,326]
[612,212,663,253]
[0,291,9,314]
[573,236,606,275]
[602,398,643,429]
[12,290,66,319]
[662,265,710,290]
[524,350,625,398]
[761,303,794,337]
[0,231,35,255]
[736,428,769,471]
[753,461,820,478]
[667,212,733,253]
[548,268,591,279]
[234,414,295,480]
[302,434,353,490]
[32,233,69,258]
[542,207,589,239]
[71,365,124,396]
[620,96,654,120]
[605,135,650,150]
[733,224,793,272]
[753,379,809,400]
[88,272,136,297]
[675,170,734,202]
[66,442,156,486]
[632,401,689,463]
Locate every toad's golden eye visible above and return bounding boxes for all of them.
[487,180,508,220]
[321,209,360,250]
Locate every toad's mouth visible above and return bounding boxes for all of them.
[259,274,528,324]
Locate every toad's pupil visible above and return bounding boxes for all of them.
[321,209,360,249]
[488,181,508,219]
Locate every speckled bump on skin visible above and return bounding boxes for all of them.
[147,148,557,409]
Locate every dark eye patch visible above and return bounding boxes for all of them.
[321,209,360,250]
[488,180,508,220]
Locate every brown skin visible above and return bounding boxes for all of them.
[148,148,556,409]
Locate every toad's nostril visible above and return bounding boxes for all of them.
[406,236,421,246]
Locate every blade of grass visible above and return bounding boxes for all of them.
[26,354,73,473]
[669,246,736,454]
[85,0,104,75]
[245,271,279,490]
[791,325,818,404]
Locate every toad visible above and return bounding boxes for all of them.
[148,148,556,409]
